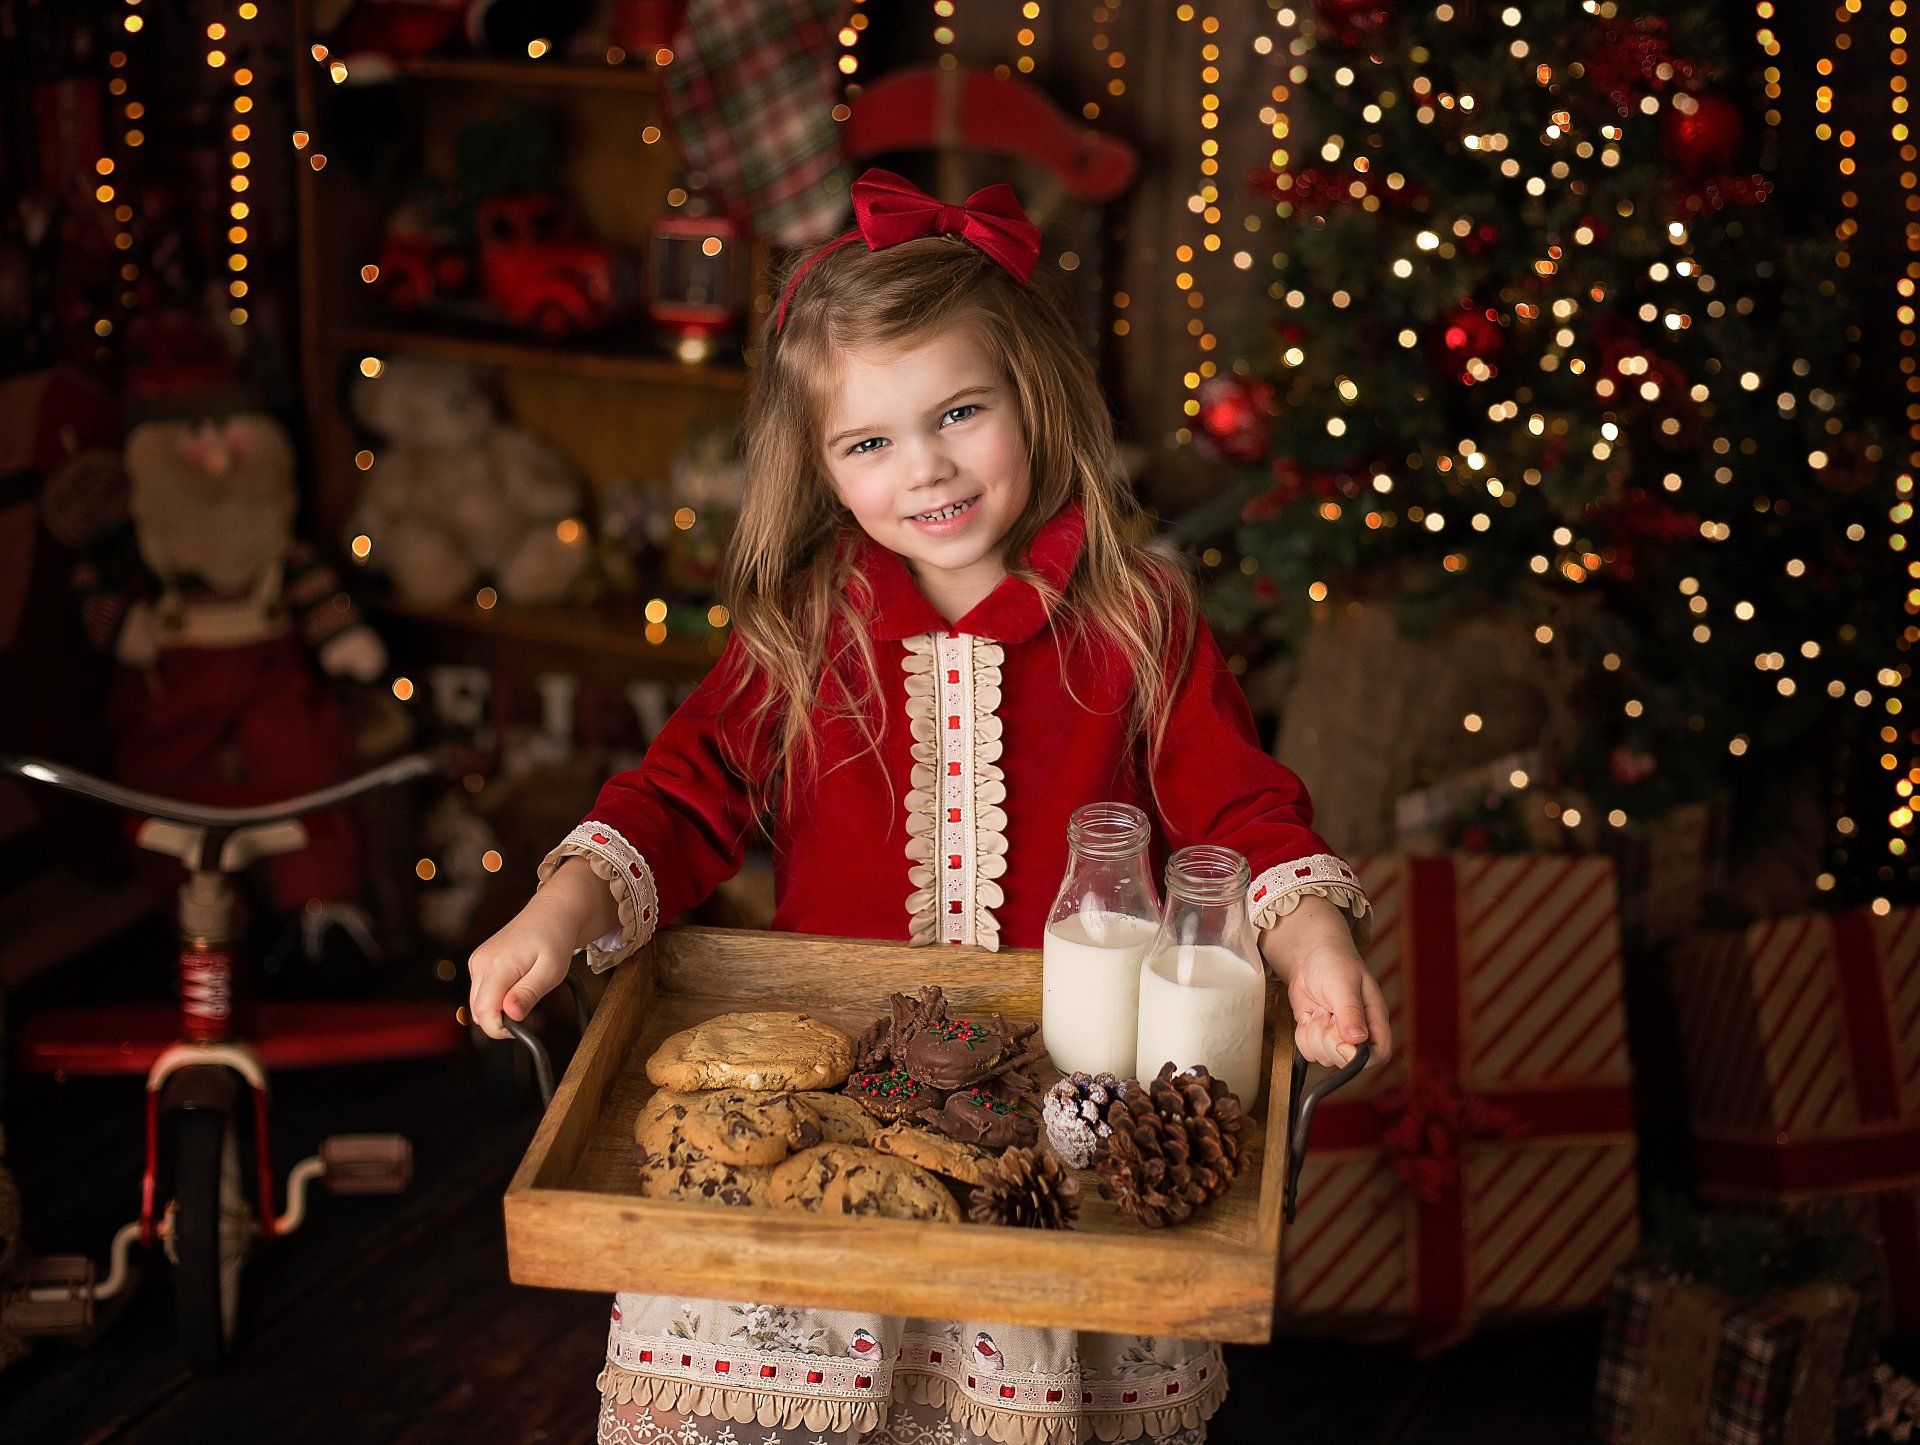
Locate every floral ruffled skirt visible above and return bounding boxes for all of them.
[595,1293,1225,1445]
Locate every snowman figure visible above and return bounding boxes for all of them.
[849,1327,883,1365]
[972,1332,1004,1372]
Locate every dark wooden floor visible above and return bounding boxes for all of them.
[3,920,1604,1445]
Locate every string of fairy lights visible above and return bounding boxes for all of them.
[92,0,146,354]
[1174,4,1224,447]
[217,5,260,328]
[1888,0,1919,859]
[1804,0,1917,875]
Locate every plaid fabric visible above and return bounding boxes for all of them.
[1593,1266,1654,1442]
[1594,1259,1881,1445]
[662,0,852,247]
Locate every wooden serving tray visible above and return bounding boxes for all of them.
[505,927,1294,1343]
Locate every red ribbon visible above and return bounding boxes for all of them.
[774,167,1042,332]
[1308,857,1635,1347]
[1693,910,1920,1331]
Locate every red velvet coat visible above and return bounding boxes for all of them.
[541,503,1369,967]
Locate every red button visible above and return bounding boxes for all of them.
[947,715,960,730]
[761,1365,777,1378]
[947,669,959,684]
[948,761,962,776]
[637,1350,651,1363]
[807,1370,824,1384]
[1122,1391,1138,1404]
[949,855,962,869]
[715,1361,730,1374]
[1046,1389,1063,1403]
[999,1385,1016,1400]
[855,1374,872,1389]
[947,808,962,822]
[949,900,963,914]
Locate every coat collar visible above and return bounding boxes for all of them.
[851,501,1086,644]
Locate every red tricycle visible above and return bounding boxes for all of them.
[0,749,471,1372]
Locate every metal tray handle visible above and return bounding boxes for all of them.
[501,974,594,1107]
[1283,1042,1370,1225]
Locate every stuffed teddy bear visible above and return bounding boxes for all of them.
[60,414,387,942]
[347,358,590,608]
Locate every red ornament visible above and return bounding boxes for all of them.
[1426,302,1507,384]
[1315,0,1395,48]
[1460,222,1501,256]
[1609,744,1659,788]
[1195,377,1276,466]
[1660,93,1743,180]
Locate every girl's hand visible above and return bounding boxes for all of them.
[1257,894,1393,1071]
[467,857,616,1040]
[467,912,574,1041]
[1282,942,1392,1071]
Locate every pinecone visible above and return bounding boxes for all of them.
[1042,1071,1122,1168]
[967,1146,1081,1230]
[1092,1063,1253,1229]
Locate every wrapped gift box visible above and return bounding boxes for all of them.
[1593,1258,1879,1445]
[1671,905,1920,1333]
[1278,854,1640,1347]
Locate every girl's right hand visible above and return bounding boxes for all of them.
[467,908,577,1041]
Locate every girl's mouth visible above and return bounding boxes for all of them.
[908,495,981,532]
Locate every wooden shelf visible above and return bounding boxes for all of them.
[377,599,724,685]
[325,322,750,390]
[395,55,663,94]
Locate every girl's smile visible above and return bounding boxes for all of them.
[820,325,1033,623]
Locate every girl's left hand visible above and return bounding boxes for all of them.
[1281,941,1393,1071]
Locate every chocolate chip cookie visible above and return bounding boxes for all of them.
[637,1088,822,1168]
[769,1143,959,1222]
[636,1133,772,1208]
[646,1011,855,1092]
[870,1123,996,1186]
[793,1090,880,1145]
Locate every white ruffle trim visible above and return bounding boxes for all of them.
[1248,854,1373,954]
[598,1362,884,1436]
[599,1358,1229,1445]
[538,821,660,973]
[902,633,1008,950]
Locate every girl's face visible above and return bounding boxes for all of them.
[819,324,1032,606]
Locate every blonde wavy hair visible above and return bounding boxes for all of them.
[721,232,1197,814]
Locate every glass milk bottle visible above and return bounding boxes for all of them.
[1042,803,1162,1077]
[1135,846,1268,1106]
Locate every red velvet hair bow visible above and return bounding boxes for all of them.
[774,167,1041,333]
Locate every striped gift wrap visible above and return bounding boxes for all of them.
[1278,854,1640,1348]
[1672,904,1920,1333]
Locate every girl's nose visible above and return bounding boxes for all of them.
[904,435,956,487]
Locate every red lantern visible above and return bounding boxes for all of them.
[1196,377,1276,466]
[648,206,749,364]
[1659,92,1743,180]
[1427,301,1507,384]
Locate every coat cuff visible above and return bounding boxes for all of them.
[1248,854,1372,953]
[538,821,659,973]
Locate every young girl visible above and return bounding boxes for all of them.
[469,169,1392,1445]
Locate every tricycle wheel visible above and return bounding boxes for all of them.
[170,1106,249,1373]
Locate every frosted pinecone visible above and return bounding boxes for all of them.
[1042,1071,1122,1168]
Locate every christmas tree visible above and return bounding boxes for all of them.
[1176,0,1907,899]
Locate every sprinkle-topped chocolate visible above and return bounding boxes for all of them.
[844,1068,937,1123]
[904,1016,1007,1091]
[920,1086,1037,1150]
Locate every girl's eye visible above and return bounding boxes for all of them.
[844,404,979,457]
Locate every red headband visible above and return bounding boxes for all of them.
[773,168,1042,334]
